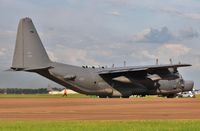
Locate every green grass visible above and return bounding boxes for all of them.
[195,94,200,99]
[0,120,199,131]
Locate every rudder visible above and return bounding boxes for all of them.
[12,18,51,70]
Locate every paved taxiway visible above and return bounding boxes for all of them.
[0,98,200,120]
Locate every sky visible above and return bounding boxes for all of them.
[0,0,200,89]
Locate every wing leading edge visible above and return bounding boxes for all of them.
[98,64,191,75]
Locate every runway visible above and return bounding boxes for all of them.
[0,98,200,120]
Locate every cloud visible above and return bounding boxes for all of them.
[157,44,191,58]
[0,48,6,57]
[0,48,11,69]
[131,27,198,43]
[46,50,58,62]
[161,7,200,21]
[189,54,200,69]
[178,28,198,39]
[140,50,156,59]
[0,30,16,40]
[129,43,191,65]
[48,45,102,66]
[132,27,174,43]
[108,11,121,16]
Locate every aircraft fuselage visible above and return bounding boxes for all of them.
[32,62,193,98]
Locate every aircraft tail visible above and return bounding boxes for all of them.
[11,18,51,71]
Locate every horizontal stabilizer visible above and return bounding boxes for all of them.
[10,66,53,71]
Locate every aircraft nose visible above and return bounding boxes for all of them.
[183,80,194,91]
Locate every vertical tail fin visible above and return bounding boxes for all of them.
[12,18,51,70]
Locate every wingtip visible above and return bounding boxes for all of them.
[181,64,192,67]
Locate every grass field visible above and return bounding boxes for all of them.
[195,94,200,98]
[0,120,199,131]
[0,94,96,98]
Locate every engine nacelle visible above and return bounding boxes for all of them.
[183,80,194,92]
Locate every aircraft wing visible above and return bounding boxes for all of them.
[98,64,191,75]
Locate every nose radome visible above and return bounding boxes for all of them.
[184,80,194,91]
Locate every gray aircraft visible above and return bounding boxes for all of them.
[10,18,194,98]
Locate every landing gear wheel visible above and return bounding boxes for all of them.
[99,96,107,98]
[166,94,175,98]
[122,96,130,98]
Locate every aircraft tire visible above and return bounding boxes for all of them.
[166,94,176,98]
[122,96,130,98]
[99,96,107,98]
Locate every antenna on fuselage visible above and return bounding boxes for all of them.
[112,64,114,68]
[123,61,126,67]
[169,58,173,65]
[156,58,159,65]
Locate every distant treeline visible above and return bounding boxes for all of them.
[0,88,49,94]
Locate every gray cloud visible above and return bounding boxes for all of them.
[108,11,121,16]
[0,48,6,56]
[131,27,198,43]
[161,7,200,21]
[48,45,102,66]
[178,28,198,39]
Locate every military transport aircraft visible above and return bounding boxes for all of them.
[10,18,194,98]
